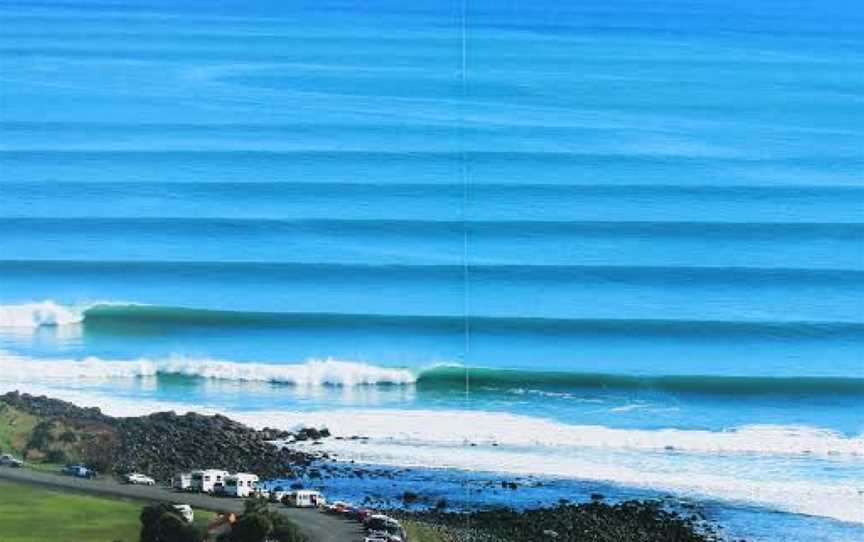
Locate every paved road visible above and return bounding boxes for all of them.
[0,467,366,542]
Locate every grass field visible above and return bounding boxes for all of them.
[0,480,213,542]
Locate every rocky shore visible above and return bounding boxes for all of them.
[391,500,733,542]
[0,391,321,481]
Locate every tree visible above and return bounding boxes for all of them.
[140,503,171,542]
[140,503,202,542]
[159,512,202,542]
[231,498,305,542]
[229,514,272,542]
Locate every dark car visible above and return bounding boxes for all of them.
[63,464,96,478]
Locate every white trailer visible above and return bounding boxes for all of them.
[286,490,325,508]
[173,472,193,491]
[220,473,260,497]
[190,469,229,493]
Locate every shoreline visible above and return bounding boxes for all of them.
[0,390,734,542]
[3,389,864,539]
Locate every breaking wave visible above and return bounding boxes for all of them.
[0,350,416,387]
[1,348,862,395]
[0,301,88,327]
[1,351,863,398]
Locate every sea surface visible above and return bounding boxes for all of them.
[1,0,863,540]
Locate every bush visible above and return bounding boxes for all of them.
[158,513,202,542]
[140,503,201,542]
[229,514,272,542]
[44,448,68,463]
[26,421,56,450]
[228,498,305,542]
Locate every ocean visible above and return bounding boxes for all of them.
[1,0,862,540]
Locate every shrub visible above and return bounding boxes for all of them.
[44,448,68,463]
[229,514,272,542]
[140,503,202,542]
[231,498,305,542]
[158,512,202,542]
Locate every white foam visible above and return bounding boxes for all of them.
[0,301,86,328]
[307,437,864,524]
[0,350,417,387]
[248,409,864,524]
[248,409,864,459]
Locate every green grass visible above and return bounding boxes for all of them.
[0,480,214,542]
[25,461,65,473]
[403,520,448,542]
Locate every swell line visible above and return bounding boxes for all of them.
[418,366,864,395]
[0,259,861,283]
[3,302,860,340]
[2,217,862,234]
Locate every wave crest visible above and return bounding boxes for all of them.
[0,351,417,387]
[0,301,86,327]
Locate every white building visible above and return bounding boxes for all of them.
[220,473,260,498]
[190,469,229,493]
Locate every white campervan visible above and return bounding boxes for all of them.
[220,473,260,497]
[286,490,326,508]
[173,472,193,491]
[190,469,229,493]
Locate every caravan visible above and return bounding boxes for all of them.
[190,469,229,493]
[173,472,193,491]
[220,473,260,498]
[285,490,326,508]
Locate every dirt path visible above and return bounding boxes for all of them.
[0,467,366,542]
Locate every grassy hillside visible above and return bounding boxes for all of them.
[0,402,39,455]
[0,401,94,465]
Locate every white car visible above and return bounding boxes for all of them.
[126,473,156,485]
[172,504,194,523]
[0,453,23,468]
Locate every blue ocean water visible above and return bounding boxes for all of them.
[1,0,863,540]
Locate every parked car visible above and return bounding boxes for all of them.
[325,501,350,514]
[0,453,23,468]
[269,487,288,503]
[349,508,375,522]
[63,464,96,479]
[126,473,156,486]
[171,504,194,523]
[365,515,405,542]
